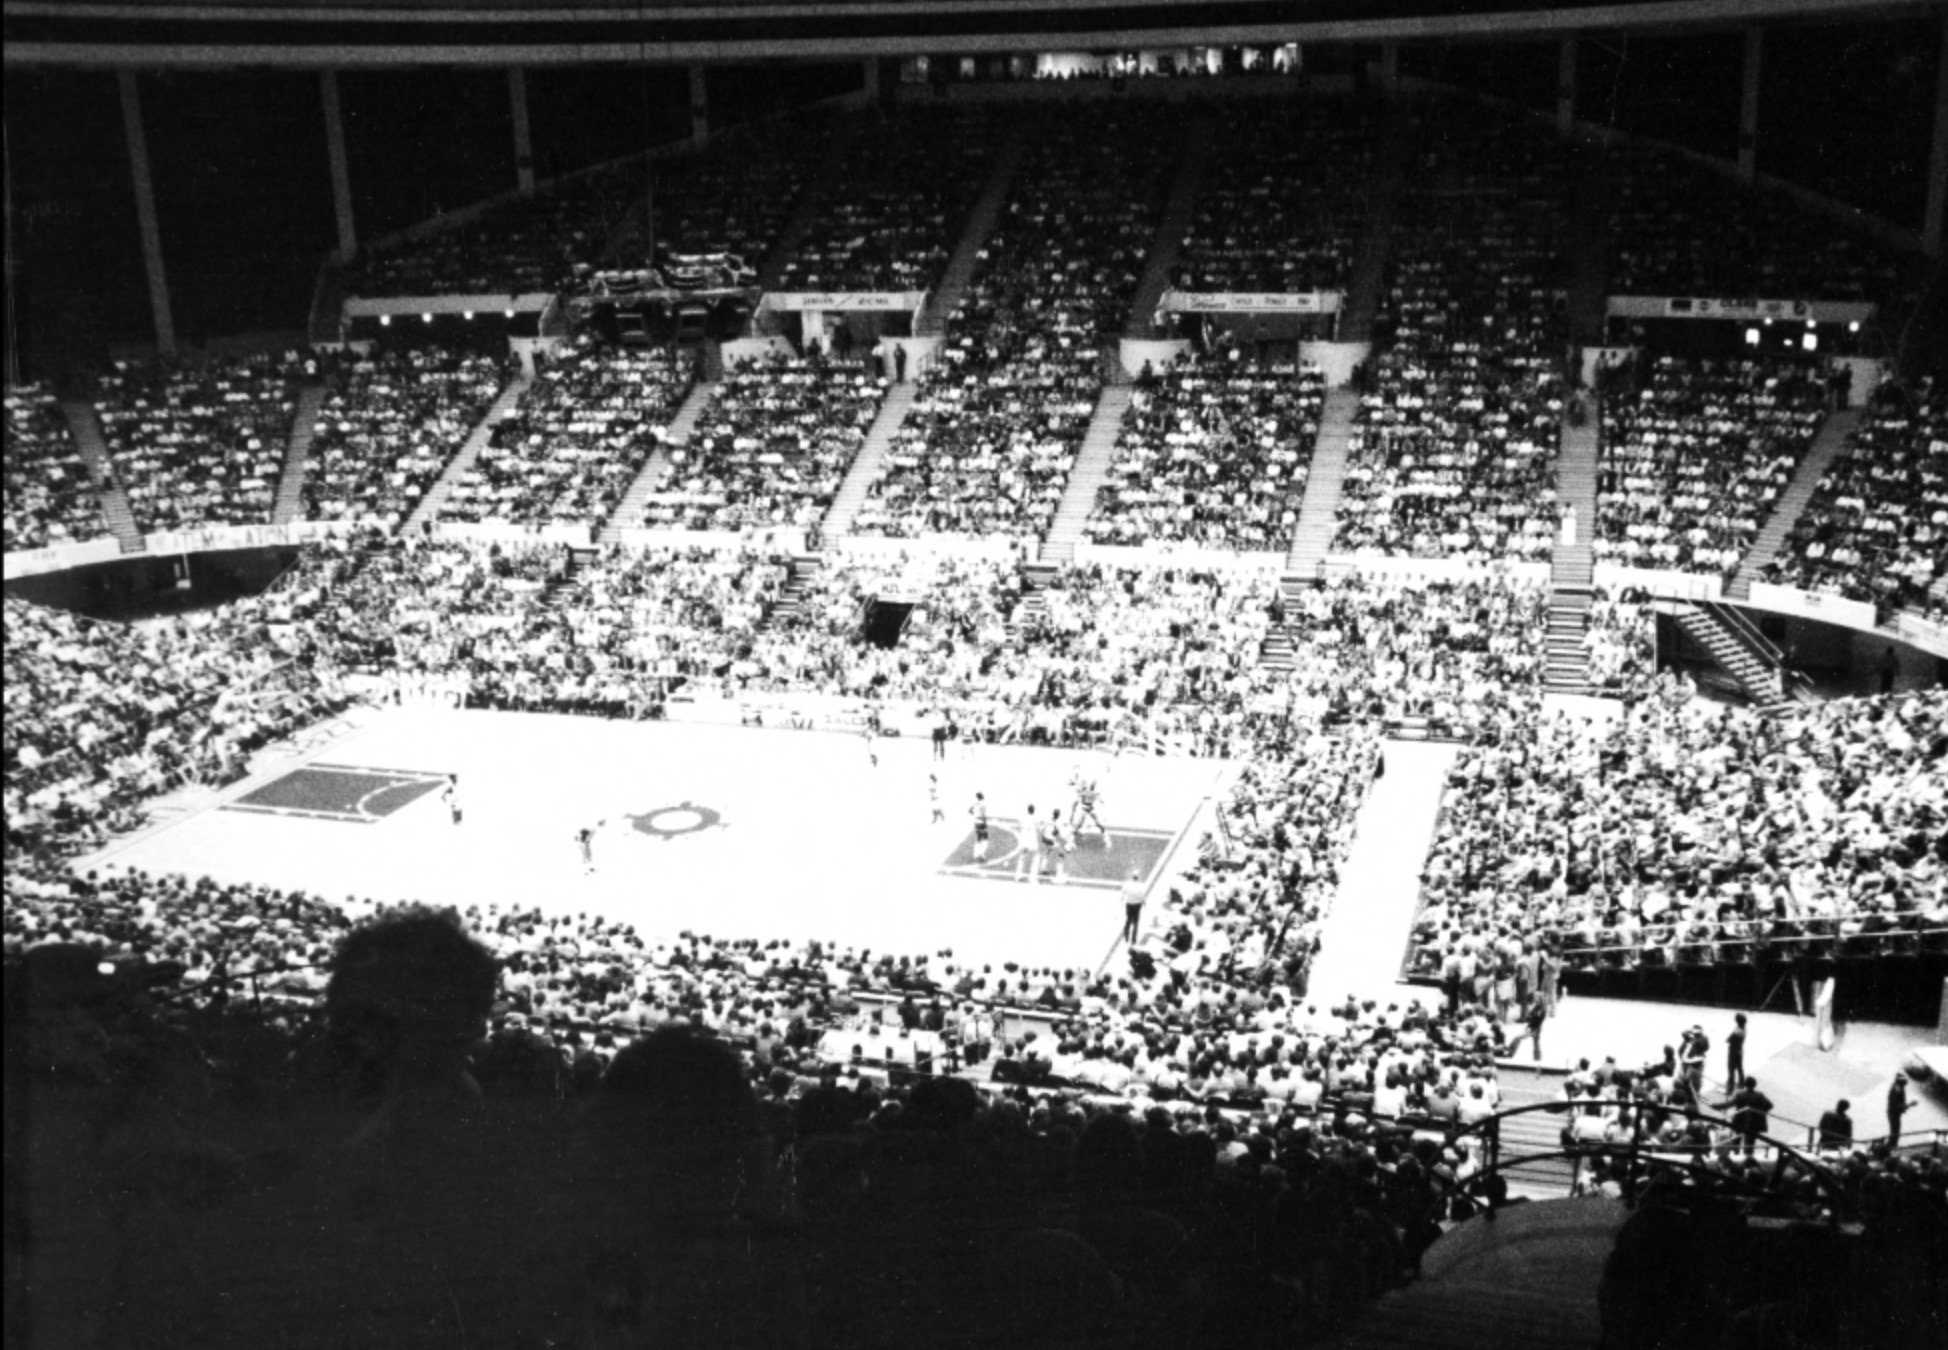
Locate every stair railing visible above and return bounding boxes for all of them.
[1425,1097,1861,1225]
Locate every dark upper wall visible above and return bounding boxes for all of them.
[3,0,1933,67]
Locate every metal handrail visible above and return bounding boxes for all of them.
[1704,598,1787,668]
[1431,1095,1862,1222]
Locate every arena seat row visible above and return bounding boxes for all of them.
[3,381,101,551]
[1596,354,1827,578]
[853,104,1176,540]
[94,351,316,532]
[1085,351,1324,550]
[1763,376,1948,620]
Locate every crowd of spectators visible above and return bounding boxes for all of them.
[3,595,353,856]
[638,351,886,532]
[303,342,514,527]
[93,351,316,532]
[1335,173,1567,560]
[1176,101,1380,295]
[344,159,644,298]
[343,114,838,300]
[1273,571,1556,735]
[1085,351,1323,550]
[1596,355,1827,578]
[854,106,1172,539]
[602,116,837,276]
[1410,686,1948,983]
[3,381,101,551]
[1605,142,1911,301]
[447,336,695,527]
[1585,588,1660,699]
[776,107,1001,292]
[1762,376,1947,619]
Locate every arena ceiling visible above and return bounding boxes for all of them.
[3,0,1933,68]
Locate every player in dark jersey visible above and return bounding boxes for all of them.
[1070,768,1110,845]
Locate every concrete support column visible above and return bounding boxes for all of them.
[1738,27,1763,182]
[1925,14,1948,256]
[508,67,535,195]
[1557,37,1578,138]
[320,70,357,262]
[688,64,708,145]
[117,69,175,356]
[1378,42,1399,93]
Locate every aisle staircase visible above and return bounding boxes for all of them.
[1335,116,1409,344]
[596,379,718,543]
[755,123,861,292]
[916,131,1026,337]
[1257,574,1317,673]
[1284,387,1362,575]
[1566,155,1613,344]
[1725,407,1862,601]
[400,375,530,535]
[1010,560,1061,637]
[1037,386,1134,565]
[58,398,145,554]
[820,382,917,540]
[763,553,826,628]
[1545,393,1601,693]
[271,382,328,525]
[1321,1196,1624,1350]
[1672,602,1798,709]
[1122,115,1216,340]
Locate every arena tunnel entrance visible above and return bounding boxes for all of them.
[862,598,914,650]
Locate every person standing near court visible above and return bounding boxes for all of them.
[575,822,598,875]
[1120,868,1146,944]
[442,774,463,826]
[1726,1013,1747,1089]
[1886,1072,1910,1143]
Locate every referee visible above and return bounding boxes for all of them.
[1121,867,1146,944]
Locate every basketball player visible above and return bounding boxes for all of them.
[1071,767,1111,846]
[442,774,463,826]
[1013,805,1046,884]
[575,822,598,875]
[929,774,945,824]
[970,792,992,862]
[1048,806,1075,884]
[862,709,880,769]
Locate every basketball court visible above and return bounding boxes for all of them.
[86,706,1234,976]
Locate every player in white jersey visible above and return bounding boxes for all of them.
[929,774,944,824]
[1012,805,1045,883]
[1047,806,1076,884]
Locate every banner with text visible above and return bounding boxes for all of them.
[763,292,927,313]
[1160,290,1341,315]
[1592,564,1725,602]
[1747,582,1879,632]
[2,536,123,580]
[1606,296,1876,326]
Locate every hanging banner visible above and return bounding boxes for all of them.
[1606,296,1876,326]
[763,292,927,313]
[1159,290,1342,314]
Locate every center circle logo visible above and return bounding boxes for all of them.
[625,801,723,840]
